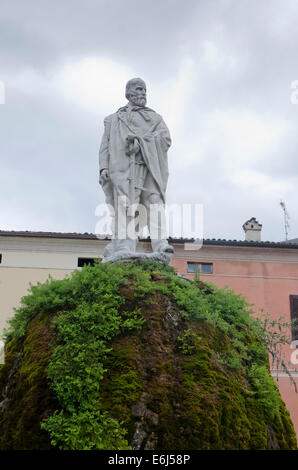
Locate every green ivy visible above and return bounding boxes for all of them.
[248,364,282,421]
[177,329,197,355]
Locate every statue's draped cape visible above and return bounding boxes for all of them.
[99,103,171,204]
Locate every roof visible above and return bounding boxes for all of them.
[178,238,298,249]
[0,230,103,240]
[1,230,298,249]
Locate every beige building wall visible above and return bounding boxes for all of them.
[0,235,106,336]
[0,267,72,335]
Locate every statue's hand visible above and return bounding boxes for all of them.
[126,134,136,143]
[126,135,140,155]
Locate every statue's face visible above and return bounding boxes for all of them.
[128,81,147,107]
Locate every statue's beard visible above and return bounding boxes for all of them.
[130,95,147,107]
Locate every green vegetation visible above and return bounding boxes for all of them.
[0,260,296,450]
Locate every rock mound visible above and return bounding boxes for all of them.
[0,261,296,450]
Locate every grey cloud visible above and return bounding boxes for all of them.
[0,0,297,241]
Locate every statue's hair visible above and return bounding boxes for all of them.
[125,78,146,100]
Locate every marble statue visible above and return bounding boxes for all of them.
[99,78,174,262]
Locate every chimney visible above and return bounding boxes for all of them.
[243,217,262,242]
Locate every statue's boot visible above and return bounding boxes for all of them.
[103,238,137,259]
[151,239,174,254]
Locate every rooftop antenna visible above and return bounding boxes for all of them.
[280,200,290,241]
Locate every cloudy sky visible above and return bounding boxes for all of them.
[0,0,297,242]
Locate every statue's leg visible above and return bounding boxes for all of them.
[111,183,135,254]
[134,162,148,239]
[141,175,173,254]
[101,180,118,258]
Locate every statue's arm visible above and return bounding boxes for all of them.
[99,115,112,174]
[146,114,171,150]
[157,117,172,150]
[140,114,171,153]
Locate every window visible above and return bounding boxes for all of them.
[187,262,213,274]
[290,295,298,341]
[77,257,96,267]
[200,263,213,274]
[187,262,199,273]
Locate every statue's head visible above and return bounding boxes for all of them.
[125,78,147,107]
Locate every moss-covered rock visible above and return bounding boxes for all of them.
[0,260,296,450]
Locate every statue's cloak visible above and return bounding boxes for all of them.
[99,103,171,204]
